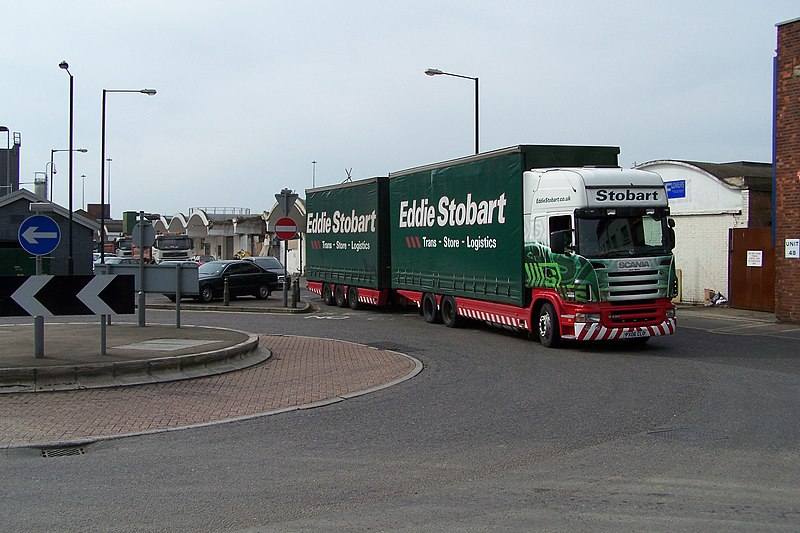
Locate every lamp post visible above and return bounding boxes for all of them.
[81,174,86,210]
[49,147,88,202]
[99,88,157,265]
[106,158,112,216]
[58,61,78,274]
[425,68,479,155]
[312,160,317,188]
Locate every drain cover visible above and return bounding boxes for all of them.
[40,446,86,458]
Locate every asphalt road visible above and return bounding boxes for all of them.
[2,296,799,532]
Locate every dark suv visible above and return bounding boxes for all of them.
[243,256,286,291]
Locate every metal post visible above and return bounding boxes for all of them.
[474,76,479,155]
[175,263,182,329]
[67,70,74,275]
[137,210,146,327]
[34,255,44,358]
[283,241,289,307]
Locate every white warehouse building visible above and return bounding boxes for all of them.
[635,160,772,306]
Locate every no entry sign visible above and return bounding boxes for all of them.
[275,217,297,240]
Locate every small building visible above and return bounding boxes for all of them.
[635,160,773,307]
[0,189,99,275]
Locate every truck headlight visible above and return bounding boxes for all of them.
[666,308,676,319]
[575,313,601,323]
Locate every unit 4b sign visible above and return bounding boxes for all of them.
[786,239,800,259]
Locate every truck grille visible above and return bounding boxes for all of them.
[602,270,664,301]
[604,301,662,326]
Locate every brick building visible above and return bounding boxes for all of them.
[775,18,800,323]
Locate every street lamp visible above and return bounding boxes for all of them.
[425,68,479,155]
[106,158,112,215]
[49,147,88,202]
[59,60,78,274]
[100,88,157,264]
[81,174,86,210]
[312,160,317,188]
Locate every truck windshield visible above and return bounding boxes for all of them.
[576,213,670,258]
[155,236,192,250]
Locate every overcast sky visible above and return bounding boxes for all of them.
[3,1,797,218]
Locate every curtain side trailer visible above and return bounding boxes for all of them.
[306,145,677,347]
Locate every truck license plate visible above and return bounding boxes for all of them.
[622,330,649,339]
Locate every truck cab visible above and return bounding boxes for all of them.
[524,167,678,345]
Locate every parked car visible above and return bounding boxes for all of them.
[93,256,138,271]
[167,260,277,303]
[243,256,286,291]
[191,254,215,265]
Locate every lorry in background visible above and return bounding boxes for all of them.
[152,234,193,263]
[305,145,678,347]
[114,236,133,258]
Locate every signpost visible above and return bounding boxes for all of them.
[275,217,298,240]
[18,215,61,256]
[275,216,297,306]
[17,213,62,358]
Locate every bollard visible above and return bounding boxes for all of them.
[223,276,230,306]
[291,278,299,308]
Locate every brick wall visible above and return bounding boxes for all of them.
[775,19,800,323]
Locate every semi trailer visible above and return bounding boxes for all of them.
[306,145,678,347]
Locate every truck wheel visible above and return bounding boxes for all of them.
[441,295,459,328]
[537,302,561,348]
[335,285,347,307]
[348,286,360,309]
[322,283,335,306]
[422,293,440,323]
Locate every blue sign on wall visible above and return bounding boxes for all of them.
[665,180,686,199]
[18,215,61,256]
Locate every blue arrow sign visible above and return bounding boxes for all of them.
[18,215,61,256]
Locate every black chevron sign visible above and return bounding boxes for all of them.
[0,275,135,317]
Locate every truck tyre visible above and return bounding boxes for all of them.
[422,293,440,323]
[348,286,360,309]
[322,283,335,306]
[199,285,214,303]
[537,302,561,348]
[441,295,459,328]
[255,284,271,300]
[335,285,347,307]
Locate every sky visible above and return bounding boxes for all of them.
[3,1,797,219]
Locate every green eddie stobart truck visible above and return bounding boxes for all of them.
[306,145,678,347]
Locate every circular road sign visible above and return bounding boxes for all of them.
[18,215,61,256]
[275,217,297,240]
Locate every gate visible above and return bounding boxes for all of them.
[728,228,774,311]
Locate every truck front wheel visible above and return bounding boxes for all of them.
[422,293,440,323]
[537,302,561,348]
